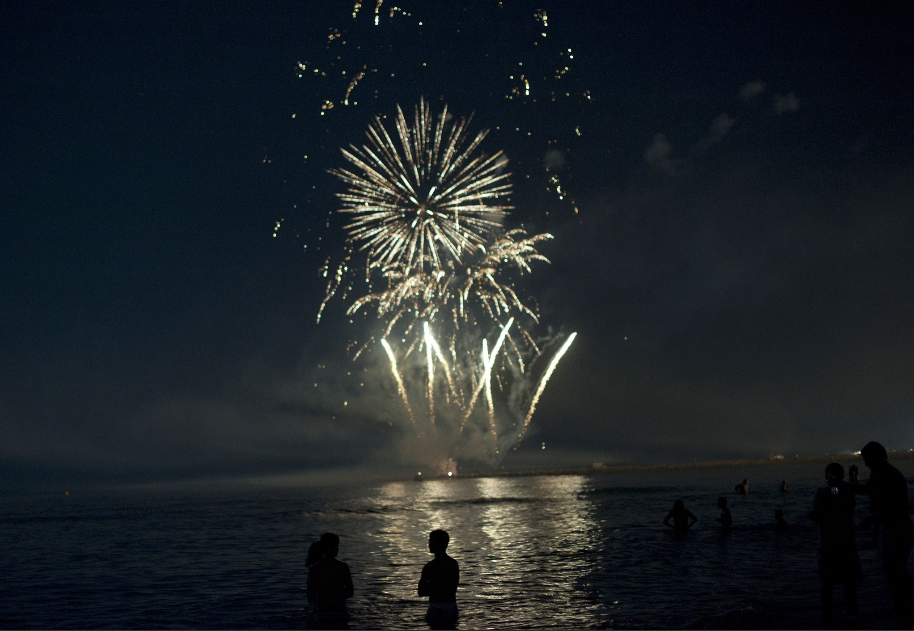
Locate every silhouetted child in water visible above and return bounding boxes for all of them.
[735,479,749,495]
[810,463,861,625]
[307,533,354,630]
[715,497,733,530]
[664,499,698,532]
[418,529,459,629]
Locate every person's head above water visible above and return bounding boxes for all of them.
[306,540,325,566]
[320,532,340,559]
[673,499,685,510]
[825,462,844,482]
[861,441,888,469]
[429,529,449,554]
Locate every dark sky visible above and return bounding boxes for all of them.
[2,1,913,486]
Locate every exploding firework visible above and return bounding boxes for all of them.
[322,99,575,465]
[329,97,512,275]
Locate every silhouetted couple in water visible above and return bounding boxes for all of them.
[305,529,459,629]
[808,443,914,627]
[305,533,354,629]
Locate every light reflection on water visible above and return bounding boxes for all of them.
[4,462,913,628]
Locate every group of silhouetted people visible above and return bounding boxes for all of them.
[304,440,912,629]
[304,530,459,630]
[662,441,914,627]
[813,441,914,627]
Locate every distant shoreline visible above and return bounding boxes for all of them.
[443,450,914,481]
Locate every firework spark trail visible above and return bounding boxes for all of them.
[343,68,368,105]
[517,332,577,444]
[481,339,499,453]
[337,231,550,351]
[381,339,418,434]
[459,317,514,434]
[424,323,459,402]
[423,322,435,425]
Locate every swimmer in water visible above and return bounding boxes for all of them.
[716,497,733,530]
[664,499,698,532]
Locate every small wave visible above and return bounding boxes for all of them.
[587,485,678,496]
[429,496,543,506]
[300,503,409,516]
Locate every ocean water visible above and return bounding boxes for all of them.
[3,460,913,629]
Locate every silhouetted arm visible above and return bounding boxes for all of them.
[343,565,354,599]
[687,511,698,528]
[809,488,824,524]
[306,564,317,604]
[418,564,430,597]
[662,512,674,528]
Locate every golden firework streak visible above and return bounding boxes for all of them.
[481,340,499,453]
[381,339,418,435]
[459,317,514,434]
[518,332,577,443]
[423,323,435,425]
[423,322,459,402]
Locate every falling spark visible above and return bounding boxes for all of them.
[423,322,435,425]
[424,322,458,401]
[481,339,498,452]
[381,339,417,433]
[343,69,367,105]
[460,318,514,433]
[518,332,577,443]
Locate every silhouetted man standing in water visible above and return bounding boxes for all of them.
[307,532,354,629]
[418,529,459,629]
[854,441,914,626]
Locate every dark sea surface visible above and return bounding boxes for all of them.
[4,460,914,629]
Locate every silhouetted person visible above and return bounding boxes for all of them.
[781,480,789,492]
[418,529,459,629]
[853,442,914,626]
[305,541,326,628]
[810,463,861,624]
[735,479,749,495]
[849,465,860,483]
[774,509,789,531]
[664,499,697,532]
[306,540,325,567]
[715,497,733,530]
[307,533,354,629]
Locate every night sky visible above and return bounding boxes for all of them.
[3,1,913,487]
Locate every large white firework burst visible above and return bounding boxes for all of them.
[329,97,513,274]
